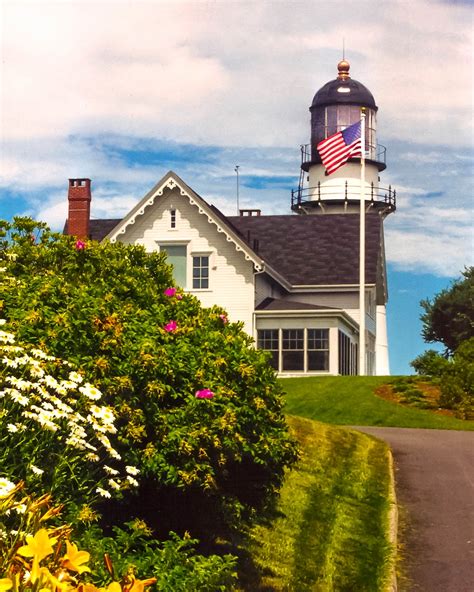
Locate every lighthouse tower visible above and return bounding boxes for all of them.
[292,59,396,375]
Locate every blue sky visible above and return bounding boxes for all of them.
[1,0,472,374]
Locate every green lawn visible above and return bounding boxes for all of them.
[281,376,474,430]
[240,416,394,591]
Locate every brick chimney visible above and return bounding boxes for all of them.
[67,178,91,239]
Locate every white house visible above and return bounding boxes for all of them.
[65,60,396,377]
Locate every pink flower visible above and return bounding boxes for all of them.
[164,320,177,332]
[176,294,183,300]
[219,314,228,324]
[75,240,86,250]
[164,287,177,297]
[195,389,215,399]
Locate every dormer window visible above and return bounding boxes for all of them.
[170,209,176,228]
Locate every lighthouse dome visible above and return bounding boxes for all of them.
[311,60,377,110]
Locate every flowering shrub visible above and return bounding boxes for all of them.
[0,218,298,539]
[0,322,138,508]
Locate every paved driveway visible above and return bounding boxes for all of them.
[354,427,474,592]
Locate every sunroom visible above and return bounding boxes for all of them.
[255,300,361,376]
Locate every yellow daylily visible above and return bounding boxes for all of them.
[76,584,101,592]
[39,566,69,591]
[17,528,57,562]
[123,575,157,592]
[0,578,13,592]
[62,540,90,574]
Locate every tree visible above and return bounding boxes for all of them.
[420,267,474,355]
[0,217,298,541]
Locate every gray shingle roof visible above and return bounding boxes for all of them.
[89,219,121,241]
[228,213,382,285]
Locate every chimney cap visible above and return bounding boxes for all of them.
[69,178,91,186]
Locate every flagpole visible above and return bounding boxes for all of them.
[359,109,366,376]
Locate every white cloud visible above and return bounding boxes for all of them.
[1,0,472,147]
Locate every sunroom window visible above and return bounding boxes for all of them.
[257,329,279,370]
[282,329,304,371]
[307,329,329,371]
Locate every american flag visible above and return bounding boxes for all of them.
[317,120,362,175]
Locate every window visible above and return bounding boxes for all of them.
[192,256,209,289]
[257,327,331,373]
[282,329,304,371]
[338,330,358,375]
[257,330,279,370]
[160,245,187,287]
[307,329,329,371]
[170,209,176,228]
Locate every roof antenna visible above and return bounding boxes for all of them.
[235,165,240,215]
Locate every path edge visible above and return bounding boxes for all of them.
[386,449,398,592]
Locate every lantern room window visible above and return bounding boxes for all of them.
[311,105,377,160]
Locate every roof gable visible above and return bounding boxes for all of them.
[103,171,264,270]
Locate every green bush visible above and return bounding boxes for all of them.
[410,349,449,377]
[80,523,238,592]
[0,217,298,537]
[438,339,474,418]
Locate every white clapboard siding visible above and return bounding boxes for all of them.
[116,188,256,335]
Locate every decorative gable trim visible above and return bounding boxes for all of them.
[105,171,265,272]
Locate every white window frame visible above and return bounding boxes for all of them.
[191,252,211,291]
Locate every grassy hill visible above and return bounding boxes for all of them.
[281,376,474,430]
[240,376,472,589]
[239,416,394,591]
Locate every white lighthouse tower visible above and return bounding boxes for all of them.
[292,59,396,375]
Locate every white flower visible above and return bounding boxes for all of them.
[30,348,49,360]
[43,375,60,389]
[86,453,100,462]
[68,371,83,384]
[7,377,32,391]
[7,423,18,433]
[127,476,139,487]
[8,389,28,406]
[90,405,115,424]
[29,365,45,378]
[108,479,121,491]
[79,383,102,400]
[126,466,140,476]
[30,465,44,476]
[14,503,27,514]
[0,478,16,497]
[2,357,19,368]
[0,331,15,344]
[0,319,6,325]
[104,465,119,476]
[96,487,111,498]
